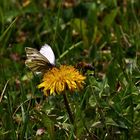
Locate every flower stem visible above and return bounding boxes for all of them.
[63,93,74,124]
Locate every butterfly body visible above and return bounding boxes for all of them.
[25,44,55,73]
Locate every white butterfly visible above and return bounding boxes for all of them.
[25,44,55,73]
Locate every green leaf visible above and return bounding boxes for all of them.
[103,8,119,28]
[89,95,96,107]
[107,59,120,91]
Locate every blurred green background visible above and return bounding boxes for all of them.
[0,0,140,139]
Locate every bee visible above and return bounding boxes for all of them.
[25,44,55,73]
[76,61,95,75]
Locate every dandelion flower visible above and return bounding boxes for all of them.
[38,65,86,96]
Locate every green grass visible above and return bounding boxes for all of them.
[0,0,140,139]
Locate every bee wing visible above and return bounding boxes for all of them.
[25,47,53,73]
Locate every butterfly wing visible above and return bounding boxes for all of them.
[40,44,55,65]
[25,47,53,73]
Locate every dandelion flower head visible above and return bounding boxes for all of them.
[38,65,86,96]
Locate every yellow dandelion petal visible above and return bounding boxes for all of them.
[66,80,76,91]
[38,65,86,96]
[50,82,56,95]
[44,90,49,96]
[38,82,45,89]
[56,81,64,93]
